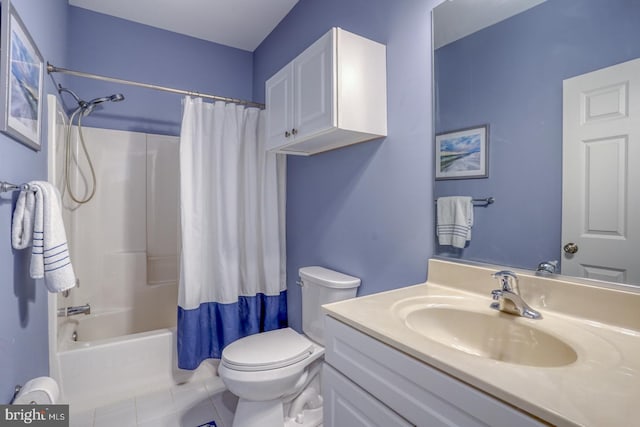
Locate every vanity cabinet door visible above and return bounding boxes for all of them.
[323,363,413,427]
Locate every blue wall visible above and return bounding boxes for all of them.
[254,0,440,331]
[0,0,68,403]
[65,6,254,136]
[434,0,640,270]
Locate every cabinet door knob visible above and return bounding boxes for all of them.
[291,128,298,135]
[285,131,291,138]
[563,243,578,254]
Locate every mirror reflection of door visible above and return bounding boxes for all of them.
[562,58,640,283]
[433,0,640,286]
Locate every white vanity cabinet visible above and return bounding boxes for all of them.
[323,316,547,427]
[265,27,387,155]
[323,364,412,427]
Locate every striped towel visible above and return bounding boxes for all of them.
[436,196,473,249]
[12,181,77,293]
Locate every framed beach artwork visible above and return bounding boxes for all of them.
[0,0,44,151]
[435,125,488,180]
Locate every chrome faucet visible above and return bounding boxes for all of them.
[57,303,91,317]
[536,260,558,276]
[490,271,542,319]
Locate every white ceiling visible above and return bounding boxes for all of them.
[69,0,548,53]
[68,0,299,52]
[434,0,546,49]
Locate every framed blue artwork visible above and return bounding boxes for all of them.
[435,125,489,180]
[0,0,44,151]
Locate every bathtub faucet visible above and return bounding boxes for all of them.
[57,303,91,317]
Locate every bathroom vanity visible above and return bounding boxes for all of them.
[322,259,640,427]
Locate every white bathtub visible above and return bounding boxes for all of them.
[57,312,218,411]
[58,307,177,347]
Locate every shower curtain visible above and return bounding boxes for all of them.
[177,97,287,370]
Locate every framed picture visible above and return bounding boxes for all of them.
[0,1,44,151]
[435,125,488,180]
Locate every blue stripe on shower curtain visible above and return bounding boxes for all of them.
[177,291,288,370]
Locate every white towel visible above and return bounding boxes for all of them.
[12,181,77,293]
[11,189,36,249]
[436,196,473,249]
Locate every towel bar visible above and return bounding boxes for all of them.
[434,197,494,206]
[0,181,31,193]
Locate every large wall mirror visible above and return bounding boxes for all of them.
[433,0,640,287]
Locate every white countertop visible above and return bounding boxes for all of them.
[323,259,640,427]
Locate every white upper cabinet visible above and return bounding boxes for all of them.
[265,27,387,155]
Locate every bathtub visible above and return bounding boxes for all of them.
[57,311,218,411]
[58,307,177,347]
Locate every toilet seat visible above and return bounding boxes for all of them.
[221,328,314,372]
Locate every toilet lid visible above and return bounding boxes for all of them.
[221,328,314,372]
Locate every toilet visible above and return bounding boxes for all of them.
[218,266,361,427]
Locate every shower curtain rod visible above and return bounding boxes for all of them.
[46,62,265,109]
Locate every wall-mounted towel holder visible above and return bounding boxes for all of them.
[434,197,494,207]
[0,181,31,193]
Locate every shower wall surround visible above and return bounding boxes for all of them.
[61,127,180,333]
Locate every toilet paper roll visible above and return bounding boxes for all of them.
[13,376,60,404]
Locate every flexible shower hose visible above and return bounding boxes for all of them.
[63,109,97,204]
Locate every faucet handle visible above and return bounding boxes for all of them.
[492,270,518,292]
[491,289,502,300]
[536,260,558,275]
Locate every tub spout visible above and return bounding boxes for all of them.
[58,303,91,317]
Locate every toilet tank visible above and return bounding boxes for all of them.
[299,266,361,345]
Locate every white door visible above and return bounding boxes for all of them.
[562,58,640,283]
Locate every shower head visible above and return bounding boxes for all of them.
[57,84,125,117]
[110,93,125,102]
[87,93,125,107]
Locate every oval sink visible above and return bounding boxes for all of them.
[404,307,578,367]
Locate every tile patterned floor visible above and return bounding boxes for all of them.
[69,377,238,427]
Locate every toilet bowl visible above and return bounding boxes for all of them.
[219,328,324,402]
[218,267,361,427]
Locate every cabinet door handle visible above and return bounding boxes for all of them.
[285,131,291,138]
[291,128,298,135]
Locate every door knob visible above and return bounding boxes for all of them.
[285,131,291,138]
[563,243,578,254]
